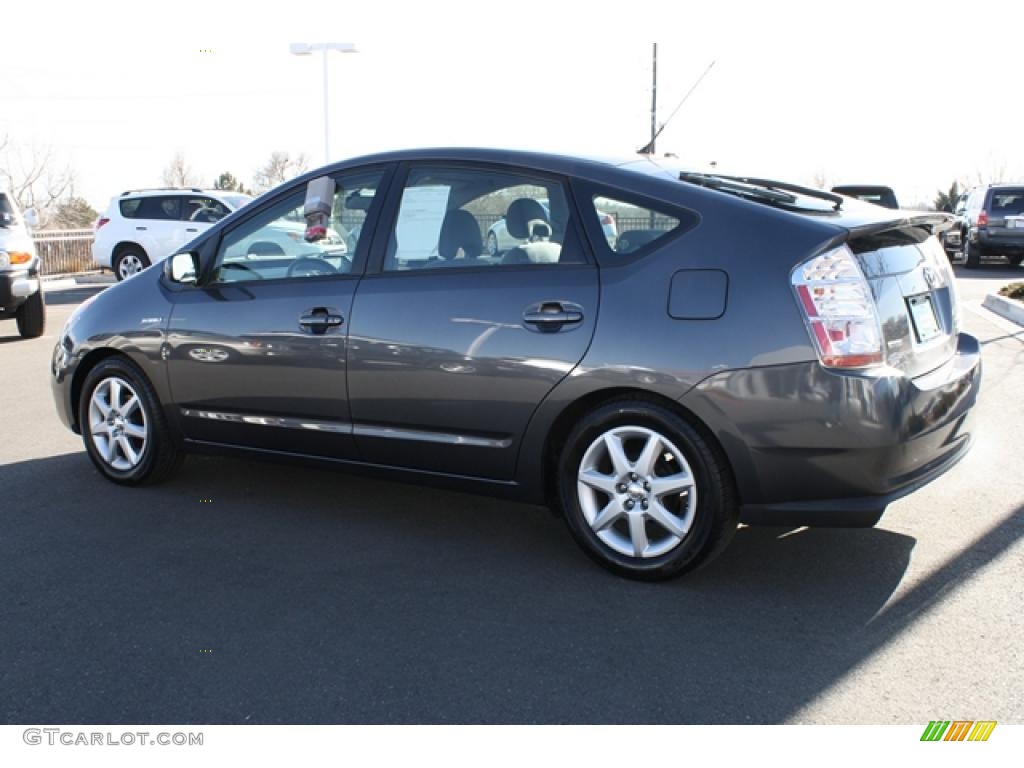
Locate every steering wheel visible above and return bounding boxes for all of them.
[286,257,339,278]
[219,262,264,280]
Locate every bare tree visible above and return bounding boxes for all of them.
[253,151,308,193]
[161,152,202,188]
[811,169,832,190]
[0,134,77,227]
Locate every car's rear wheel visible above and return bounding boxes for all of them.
[15,289,45,338]
[556,399,738,581]
[964,236,981,269]
[486,232,500,258]
[114,247,150,281]
[79,357,183,485]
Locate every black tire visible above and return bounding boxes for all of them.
[113,247,151,281]
[78,356,183,485]
[964,236,981,269]
[15,289,45,338]
[556,398,738,581]
[1007,255,1023,267]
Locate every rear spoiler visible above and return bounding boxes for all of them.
[845,211,954,238]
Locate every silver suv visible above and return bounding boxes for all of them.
[93,188,252,280]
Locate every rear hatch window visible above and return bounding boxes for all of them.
[849,227,958,378]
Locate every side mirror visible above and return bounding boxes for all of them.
[22,208,39,229]
[168,251,199,285]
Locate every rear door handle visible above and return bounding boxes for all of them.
[185,228,198,233]
[523,302,584,331]
[135,226,147,231]
[299,308,344,334]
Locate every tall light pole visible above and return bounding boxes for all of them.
[289,42,358,164]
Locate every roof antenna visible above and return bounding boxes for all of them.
[638,54,715,155]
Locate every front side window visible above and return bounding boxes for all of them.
[212,170,383,283]
[592,195,684,256]
[183,197,231,224]
[383,166,581,272]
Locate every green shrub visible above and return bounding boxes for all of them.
[998,282,1024,300]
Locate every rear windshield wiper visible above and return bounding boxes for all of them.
[679,172,843,212]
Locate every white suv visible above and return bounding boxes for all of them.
[0,190,45,338]
[93,188,252,280]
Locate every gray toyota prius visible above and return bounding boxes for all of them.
[51,149,981,580]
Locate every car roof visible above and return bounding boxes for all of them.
[117,188,242,198]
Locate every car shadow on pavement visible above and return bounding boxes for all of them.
[1,451,1019,725]
[42,285,110,306]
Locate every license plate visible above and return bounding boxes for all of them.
[908,294,942,343]
[1009,218,1024,229]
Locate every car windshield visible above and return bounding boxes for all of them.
[0,193,15,227]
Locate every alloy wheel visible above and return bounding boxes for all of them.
[88,376,148,471]
[576,425,697,558]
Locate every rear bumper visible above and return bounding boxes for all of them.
[681,332,981,527]
[974,230,1024,253]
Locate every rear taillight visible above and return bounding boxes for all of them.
[95,217,110,230]
[977,210,988,227]
[791,244,883,369]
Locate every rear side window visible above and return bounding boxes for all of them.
[592,195,684,255]
[134,196,182,221]
[119,198,143,218]
[989,190,1024,216]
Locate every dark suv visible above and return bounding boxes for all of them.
[50,149,981,580]
[961,184,1024,268]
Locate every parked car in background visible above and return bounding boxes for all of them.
[939,194,969,259]
[93,188,253,280]
[52,149,980,581]
[831,185,899,209]
[0,190,45,338]
[960,184,1024,268]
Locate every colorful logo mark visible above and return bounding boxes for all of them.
[920,720,996,742]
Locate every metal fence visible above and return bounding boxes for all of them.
[32,229,98,276]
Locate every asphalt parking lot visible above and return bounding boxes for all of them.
[1,267,1021,725]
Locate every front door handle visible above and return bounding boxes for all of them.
[523,302,584,331]
[135,226,147,231]
[299,308,344,334]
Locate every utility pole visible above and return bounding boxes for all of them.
[649,43,658,156]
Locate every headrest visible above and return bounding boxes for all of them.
[438,209,482,259]
[505,198,550,240]
[247,240,285,257]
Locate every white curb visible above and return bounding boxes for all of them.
[982,293,1024,328]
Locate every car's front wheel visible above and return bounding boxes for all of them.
[557,399,738,581]
[114,247,150,281]
[79,356,183,485]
